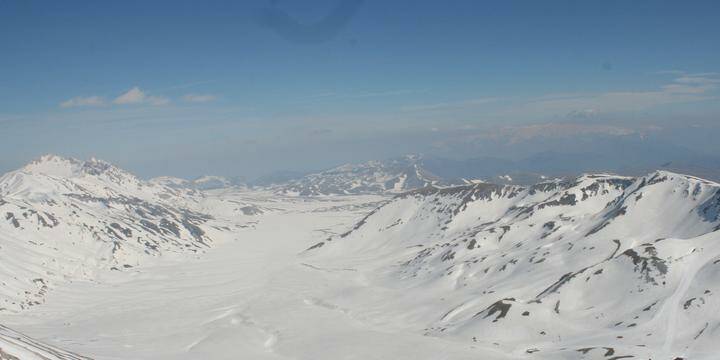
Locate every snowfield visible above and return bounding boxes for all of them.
[0,324,90,360]
[1,156,720,359]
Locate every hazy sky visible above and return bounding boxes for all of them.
[1,0,719,179]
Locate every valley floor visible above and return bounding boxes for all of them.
[0,194,506,360]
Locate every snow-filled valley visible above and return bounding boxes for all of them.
[1,155,720,359]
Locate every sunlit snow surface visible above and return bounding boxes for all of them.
[1,156,720,359]
[4,192,490,360]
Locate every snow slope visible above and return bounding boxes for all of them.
[0,155,237,313]
[2,157,720,359]
[1,324,89,359]
[309,171,720,359]
[5,193,491,360]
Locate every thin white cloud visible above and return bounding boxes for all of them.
[656,70,686,75]
[498,123,638,143]
[147,96,170,106]
[402,72,718,120]
[113,87,144,104]
[295,89,428,104]
[401,97,500,112]
[157,80,216,92]
[674,74,720,84]
[60,96,106,108]
[113,87,169,106]
[507,72,719,117]
[183,94,217,103]
[344,89,427,99]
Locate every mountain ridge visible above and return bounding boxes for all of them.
[2,155,720,358]
[0,155,249,313]
[274,154,470,196]
[306,169,720,359]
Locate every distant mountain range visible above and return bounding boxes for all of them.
[150,174,247,191]
[144,154,475,196]
[272,155,468,196]
[132,149,720,196]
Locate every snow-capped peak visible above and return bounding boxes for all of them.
[19,154,137,183]
[21,154,84,177]
[0,154,230,313]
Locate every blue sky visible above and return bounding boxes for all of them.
[1,0,719,178]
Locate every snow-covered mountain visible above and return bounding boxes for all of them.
[308,171,720,359]
[0,155,235,313]
[149,175,246,191]
[4,155,720,359]
[276,155,464,196]
[147,176,193,189]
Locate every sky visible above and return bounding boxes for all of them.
[1,0,719,179]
